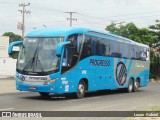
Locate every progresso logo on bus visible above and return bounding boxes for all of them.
[89,59,110,66]
[115,62,127,86]
[29,77,48,81]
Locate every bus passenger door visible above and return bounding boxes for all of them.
[61,34,82,74]
[62,46,76,73]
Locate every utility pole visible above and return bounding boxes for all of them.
[65,12,77,27]
[18,3,31,38]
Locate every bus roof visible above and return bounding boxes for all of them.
[26,27,149,48]
[26,27,88,37]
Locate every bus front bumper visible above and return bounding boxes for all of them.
[16,80,63,94]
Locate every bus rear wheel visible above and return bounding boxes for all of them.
[39,92,49,97]
[127,79,134,93]
[76,80,86,99]
[133,79,140,92]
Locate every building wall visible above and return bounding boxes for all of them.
[0,58,17,78]
[0,36,9,58]
[0,36,16,78]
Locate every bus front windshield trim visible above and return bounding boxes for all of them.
[17,37,63,74]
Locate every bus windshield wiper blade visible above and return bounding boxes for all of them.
[22,40,44,72]
[22,50,37,72]
[34,51,44,72]
[22,43,39,72]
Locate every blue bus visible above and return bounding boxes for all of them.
[8,27,150,98]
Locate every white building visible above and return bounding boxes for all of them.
[0,36,9,58]
[0,36,17,78]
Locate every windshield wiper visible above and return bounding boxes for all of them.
[33,48,44,72]
[22,41,44,72]
[22,45,38,72]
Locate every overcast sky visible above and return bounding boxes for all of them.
[0,0,160,36]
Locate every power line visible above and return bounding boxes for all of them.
[77,13,160,25]
[19,4,160,28]
[78,10,160,21]
[18,3,31,38]
[65,12,77,27]
[0,1,18,5]
[32,5,64,14]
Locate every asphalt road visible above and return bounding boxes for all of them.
[0,82,160,120]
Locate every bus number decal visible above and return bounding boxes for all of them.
[82,70,87,75]
[89,59,110,66]
[65,85,69,92]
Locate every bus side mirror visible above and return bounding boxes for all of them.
[56,41,71,57]
[8,41,22,55]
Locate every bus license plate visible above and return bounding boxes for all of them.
[29,86,36,90]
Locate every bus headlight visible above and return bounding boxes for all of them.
[44,78,58,85]
[52,78,59,83]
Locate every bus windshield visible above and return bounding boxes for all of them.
[17,37,63,73]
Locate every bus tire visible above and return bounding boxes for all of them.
[133,79,140,92]
[39,92,49,97]
[76,80,86,99]
[127,79,134,93]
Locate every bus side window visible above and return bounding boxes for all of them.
[110,41,121,58]
[136,48,139,60]
[104,39,110,56]
[62,34,83,73]
[81,35,91,59]
[96,38,106,56]
[136,47,142,60]
[140,48,148,61]
[77,35,83,54]
[91,36,96,55]
[67,34,83,54]
[130,45,136,59]
[62,46,76,73]
[122,43,129,59]
[68,34,77,47]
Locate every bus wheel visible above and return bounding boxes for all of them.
[133,79,140,92]
[127,79,134,93]
[76,80,86,99]
[39,92,49,97]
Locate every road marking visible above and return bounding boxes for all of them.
[0,108,14,111]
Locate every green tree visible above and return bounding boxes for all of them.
[3,32,22,43]
[105,22,156,45]
[149,23,160,43]
[2,32,22,59]
[148,23,160,80]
